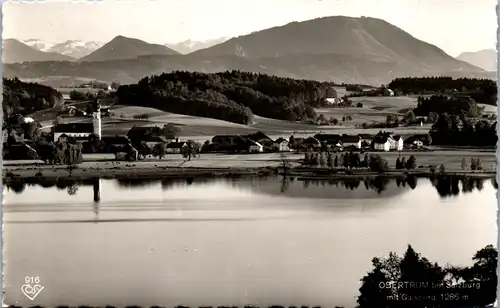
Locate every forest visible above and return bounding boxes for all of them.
[2,78,64,119]
[388,77,497,105]
[115,70,337,124]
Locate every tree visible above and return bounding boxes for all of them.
[23,121,41,140]
[439,164,445,174]
[405,155,417,170]
[404,111,416,123]
[326,152,334,168]
[343,153,350,169]
[395,157,402,169]
[428,111,439,123]
[152,142,166,159]
[334,155,339,167]
[181,140,201,161]
[350,152,361,168]
[369,155,388,173]
[313,152,320,167]
[162,123,180,139]
[319,152,326,167]
[304,151,313,166]
[461,158,467,170]
[69,90,87,100]
[362,154,369,168]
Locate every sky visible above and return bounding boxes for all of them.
[2,0,497,57]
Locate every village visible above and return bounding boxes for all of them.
[2,97,430,163]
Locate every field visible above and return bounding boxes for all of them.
[29,90,495,143]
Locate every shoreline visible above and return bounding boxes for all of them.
[3,162,496,183]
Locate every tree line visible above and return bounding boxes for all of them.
[303,152,418,173]
[414,95,484,117]
[3,78,64,119]
[430,113,496,146]
[388,77,497,106]
[116,70,338,125]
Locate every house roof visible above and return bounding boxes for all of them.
[373,136,390,144]
[274,137,288,144]
[304,137,321,145]
[245,131,272,142]
[393,135,403,141]
[54,123,94,133]
[314,134,341,142]
[342,135,361,143]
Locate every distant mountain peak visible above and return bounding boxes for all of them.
[456,49,496,72]
[3,39,74,63]
[80,35,179,62]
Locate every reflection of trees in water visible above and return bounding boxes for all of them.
[116,179,157,188]
[431,175,486,198]
[9,181,26,194]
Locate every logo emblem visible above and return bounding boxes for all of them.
[21,276,44,300]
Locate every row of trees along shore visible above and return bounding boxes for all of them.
[115,70,338,124]
[303,152,486,173]
[303,152,417,173]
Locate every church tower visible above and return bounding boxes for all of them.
[92,99,102,139]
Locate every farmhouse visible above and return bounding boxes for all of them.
[390,135,404,151]
[272,138,290,152]
[53,123,96,142]
[342,135,362,149]
[314,133,342,148]
[373,135,391,152]
[248,140,264,153]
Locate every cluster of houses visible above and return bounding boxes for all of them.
[205,131,429,153]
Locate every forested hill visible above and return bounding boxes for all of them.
[116,70,338,124]
[3,78,64,119]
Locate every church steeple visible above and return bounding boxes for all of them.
[92,99,102,139]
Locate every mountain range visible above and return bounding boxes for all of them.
[3,16,495,85]
[22,39,104,58]
[456,49,497,72]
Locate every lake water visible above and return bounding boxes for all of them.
[3,176,497,308]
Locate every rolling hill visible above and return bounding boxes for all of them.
[3,39,74,63]
[3,16,493,85]
[79,35,180,62]
[456,49,497,72]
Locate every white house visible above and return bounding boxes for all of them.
[325,97,342,105]
[383,88,395,96]
[272,138,290,152]
[413,139,424,148]
[373,135,391,152]
[389,136,404,151]
[248,140,264,153]
[342,135,362,149]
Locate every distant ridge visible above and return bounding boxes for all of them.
[79,35,180,62]
[4,16,492,85]
[456,49,497,72]
[3,39,74,63]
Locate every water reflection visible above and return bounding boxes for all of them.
[4,175,495,200]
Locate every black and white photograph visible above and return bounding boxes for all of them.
[1,0,498,307]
